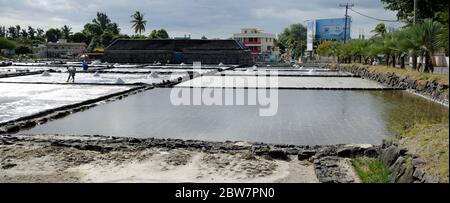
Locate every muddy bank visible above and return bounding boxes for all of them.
[0,134,372,183]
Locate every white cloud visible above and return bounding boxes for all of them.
[0,0,403,39]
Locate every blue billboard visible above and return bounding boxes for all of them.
[315,18,351,41]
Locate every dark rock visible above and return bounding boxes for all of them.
[380,145,400,166]
[363,147,379,157]
[389,156,406,182]
[398,164,414,183]
[382,139,393,149]
[337,147,354,158]
[1,163,17,170]
[297,149,316,161]
[267,149,288,160]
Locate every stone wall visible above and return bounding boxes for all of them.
[379,140,439,183]
[327,64,449,105]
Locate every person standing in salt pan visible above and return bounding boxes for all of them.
[67,67,76,83]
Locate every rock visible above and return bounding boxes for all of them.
[413,168,425,180]
[422,175,439,183]
[380,145,400,166]
[267,149,288,160]
[389,157,406,182]
[382,139,393,148]
[1,163,17,170]
[397,164,414,183]
[297,149,316,161]
[363,147,379,157]
[337,147,354,158]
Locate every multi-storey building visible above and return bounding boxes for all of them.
[233,28,279,63]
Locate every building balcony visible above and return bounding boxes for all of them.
[243,41,261,45]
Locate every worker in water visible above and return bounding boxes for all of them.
[67,66,76,83]
[82,60,89,71]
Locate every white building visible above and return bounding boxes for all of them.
[37,39,87,59]
[233,28,279,63]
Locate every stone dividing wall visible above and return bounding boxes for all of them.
[379,140,439,183]
[327,64,449,105]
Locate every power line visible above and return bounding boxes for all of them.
[349,8,400,22]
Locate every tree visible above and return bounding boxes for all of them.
[149,29,169,39]
[0,26,5,38]
[278,23,307,60]
[372,23,387,38]
[15,45,32,55]
[201,36,208,40]
[93,12,112,32]
[28,26,36,39]
[316,41,336,57]
[131,11,147,36]
[380,0,449,24]
[409,19,444,72]
[36,28,45,39]
[20,29,28,38]
[61,25,72,40]
[101,31,115,47]
[70,32,88,43]
[0,37,16,50]
[45,28,62,43]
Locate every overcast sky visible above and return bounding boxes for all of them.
[0,0,403,39]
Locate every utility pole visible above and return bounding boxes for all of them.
[413,0,417,25]
[340,3,354,44]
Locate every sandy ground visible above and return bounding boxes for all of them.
[0,139,319,183]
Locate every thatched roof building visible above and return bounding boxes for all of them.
[103,39,253,65]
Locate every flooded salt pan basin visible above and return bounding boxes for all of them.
[0,72,187,84]
[23,88,448,145]
[0,83,133,124]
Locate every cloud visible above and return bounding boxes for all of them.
[0,0,402,39]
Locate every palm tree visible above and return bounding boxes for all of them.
[131,11,147,36]
[61,25,72,40]
[372,23,387,38]
[409,19,444,73]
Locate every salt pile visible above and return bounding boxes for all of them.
[115,78,125,84]
[93,72,100,77]
[41,71,51,76]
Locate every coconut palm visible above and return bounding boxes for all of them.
[131,11,147,36]
[61,25,72,40]
[409,19,444,72]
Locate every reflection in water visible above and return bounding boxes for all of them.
[23,89,449,145]
[368,91,448,135]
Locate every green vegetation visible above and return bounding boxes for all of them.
[398,123,449,183]
[319,19,447,73]
[352,157,391,183]
[277,23,307,60]
[380,0,449,24]
[149,29,170,39]
[131,11,147,37]
[0,37,16,50]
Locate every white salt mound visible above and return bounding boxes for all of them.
[41,71,51,76]
[93,72,100,77]
[115,78,125,84]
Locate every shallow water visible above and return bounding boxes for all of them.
[23,88,448,145]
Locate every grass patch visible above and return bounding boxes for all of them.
[352,157,391,183]
[398,123,449,183]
